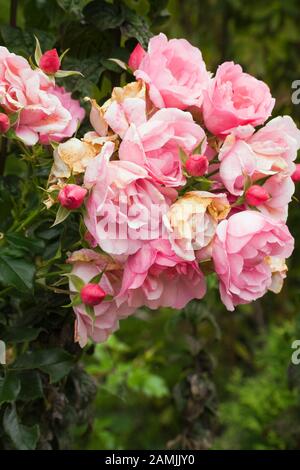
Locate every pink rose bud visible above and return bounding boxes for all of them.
[128,43,146,71]
[58,184,87,210]
[39,49,60,74]
[292,164,300,182]
[245,185,270,206]
[81,283,106,306]
[185,154,209,177]
[0,113,10,134]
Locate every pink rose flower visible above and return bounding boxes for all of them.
[212,211,294,311]
[119,108,206,187]
[245,185,270,206]
[185,154,209,177]
[39,49,60,74]
[39,85,85,143]
[134,33,211,109]
[68,249,135,347]
[203,61,275,136]
[84,141,176,257]
[248,116,300,175]
[128,43,146,71]
[80,283,106,305]
[0,112,10,133]
[0,47,80,145]
[251,173,295,222]
[292,164,300,182]
[58,184,87,210]
[117,239,206,310]
[219,115,300,197]
[164,191,230,261]
[219,137,257,196]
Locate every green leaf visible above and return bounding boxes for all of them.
[107,58,128,71]
[0,372,21,405]
[3,405,39,450]
[89,271,105,284]
[34,35,43,65]
[1,327,42,344]
[12,348,74,383]
[5,233,45,255]
[41,361,74,383]
[18,371,44,401]
[83,1,123,31]
[121,11,152,49]
[57,0,86,17]
[65,273,84,291]
[0,25,55,56]
[54,69,84,78]
[51,205,70,227]
[0,254,35,293]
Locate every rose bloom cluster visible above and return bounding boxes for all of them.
[0,46,84,144]
[47,34,299,347]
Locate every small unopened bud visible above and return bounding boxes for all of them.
[39,49,60,74]
[185,154,209,177]
[81,283,106,306]
[292,164,300,182]
[0,113,10,134]
[128,43,146,71]
[245,185,270,206]
[58,184,87,210]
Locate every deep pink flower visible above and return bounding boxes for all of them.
[0,113,9,133]
[292,164,300,182]
[58,184,87,209]
[185,154,209,177]
[39,49,60,74]
[128,43,146,71]
[81,283,106,305]
[245,185,270,206]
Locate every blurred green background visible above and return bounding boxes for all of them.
[1,0,300,450]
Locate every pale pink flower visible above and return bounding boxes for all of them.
[84,141,176,257]
[203,61,275,136]
[164,191,230,261]
[252,173,295,222]
[39,85,85,143]
[68,249,134,347]
[248,115,300,175]
[117,239,206,310]
[119,108,206,187]
[134,33,211,109]
[0,47,77,145]
[212,211,294,311]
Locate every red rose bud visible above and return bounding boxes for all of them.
[292,164,300,182]
[39,49,60,74]
[81,283,106,306]
[245,185,270,206]
[185,154,209,177]
[58,184,87,210]
[0,113,10,134]
[128,43,146,71]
